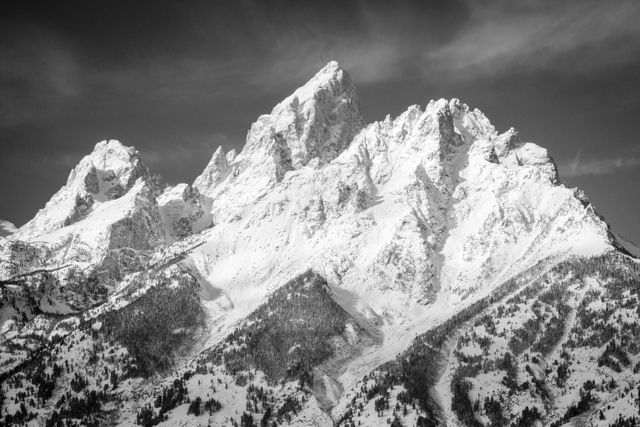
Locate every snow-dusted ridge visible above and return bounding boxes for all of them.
[0,61,635,427]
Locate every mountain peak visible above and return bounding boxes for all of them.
[86,139,136,166]
[323,59,340,70]
[193,145,232,196]
[14,139,150,240]
[193,61,364,197]
[92,138,130,152]
[244,60,363,167]
[291,60,346,102]
[65,139,147,198]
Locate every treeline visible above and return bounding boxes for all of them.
[100,280,205,376]
[337,251,639,426]
[210,270,358,384]
[549,381,597,427]
[45,390,106,427]
[136,375,190,426]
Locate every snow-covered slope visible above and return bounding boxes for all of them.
[186,94,613,340]
[0,61,635,427]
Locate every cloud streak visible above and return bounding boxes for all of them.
[4,0,640,130]
[562,151,640,177]
[245,0,640,87]
[424,0,640,79]
[0,29,82,127]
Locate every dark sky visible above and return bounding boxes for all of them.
[1,0,639,242]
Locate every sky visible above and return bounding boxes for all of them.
[1,0,639,242]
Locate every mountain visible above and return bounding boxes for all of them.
[14,140,150,239]
[0,62,638,427]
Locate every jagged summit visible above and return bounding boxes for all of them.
[193,146,232,196]
[66,139,149,202]
[80,139,144,178]
[13,139,150,240]
[250,59,363,168]
[193,61,364,198]
[287,60,350,104]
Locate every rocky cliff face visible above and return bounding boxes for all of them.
[0,62,635,427]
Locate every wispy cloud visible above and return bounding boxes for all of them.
[561,150,640,177]
[0,29,81,127]
[4,0,640,130]
[253,39,407,88]
[424,0,640,79]
[251,0,640,87]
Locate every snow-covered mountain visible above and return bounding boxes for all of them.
[0,61,638,427]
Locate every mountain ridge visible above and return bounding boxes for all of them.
[0,61,637,427]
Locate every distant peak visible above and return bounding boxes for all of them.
[211,145,225,158]
[65,139,148,199]
[89,139,138,161]
[319,60,341,74]
[290,61,354,104]
[94,139,126,149]
[307,61,342,82]
[14,138,151,239]
[233,59,363,174]
[193,146,232,196]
